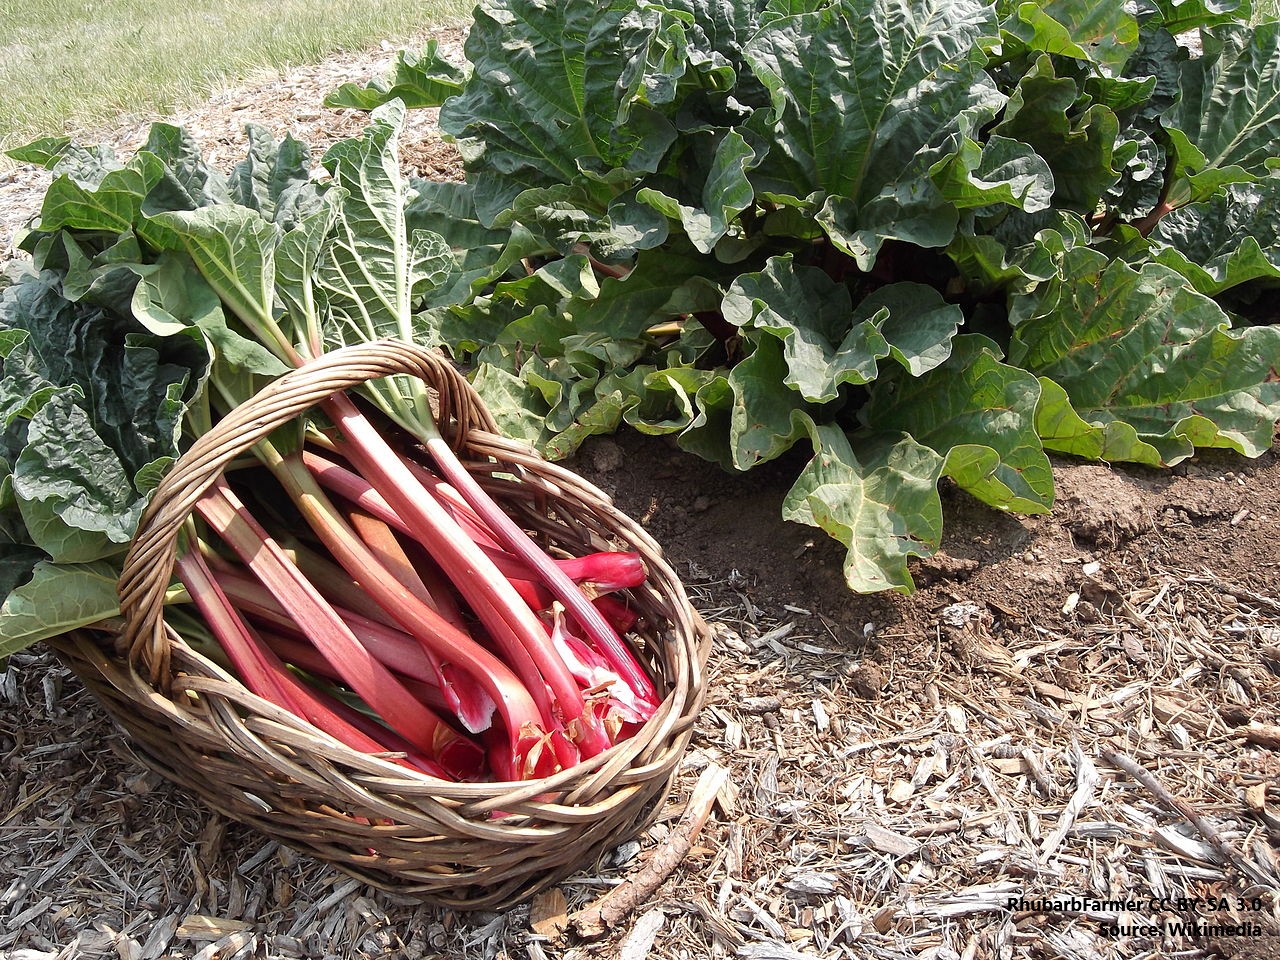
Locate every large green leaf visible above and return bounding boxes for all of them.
[228,126,317,228]
[1034,376,1165,466]
[1001,0,1140,73]
[727,335,811,468]
[930,135,1055,213]
[743,0,1001,268]
[1009,248,1280,464]
[1164,22,1280,200]
[722,256,885,403]
[783,424,945,593]
[35,151,165,236]
[139,123,232,213]
[317,102,453,349]
[1146,0,1250,37]
[148,205,282,338]
[993,55,1122,213]
[563,245,727,339]
[13,392,140,562]
[0,560,122,656]
[636,130,756,253]
[325,41,470,110]
[1150,179,1280,294]
[439,0,683,224]
[862,335,1055,513]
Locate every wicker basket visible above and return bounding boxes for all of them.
[47,340,710,909]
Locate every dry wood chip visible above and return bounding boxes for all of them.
[1156,825,1220,864]
[736,942,824,960]
[1245,783,1267,812]
[871,905,897,933]
[888,779,915,804]
[730,897,787,939]
[810,699,830,734]
[852,824,922,857]
[176,916,252,943]
[530,889,570,939]
[740,696,783,714]
[1039,747,1099,859]
[192,931,254,960]
[137,914,181,959]
[617,907,665,960]
[913,881,1023,919]
[782,872,839,897]
[1241,723,1280,749]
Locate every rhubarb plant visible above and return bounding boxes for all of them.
[333,0,1280,593]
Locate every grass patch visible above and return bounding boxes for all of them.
[0,0,472,155]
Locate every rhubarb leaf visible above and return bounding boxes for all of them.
[317,101,453,347]
[783,424,944,593]
[1165,22,1280,198]
[862,335,1055,513]
[325,41,470,110]
[727,334,811,469]
[1009,248,1280,464]
[439,0,682,224]
[1000,0,1140,73]
[722,256,886,403]
[0,560,122,656]
[1150,179,1280,294]
[744,0,999,268]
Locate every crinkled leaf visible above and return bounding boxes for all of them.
[148,205,281,333]
[727,335,811,468]
[229,126,317,227]
[5,136,73,167]
[931,135,1055,212]
[317,102,454,347]
[676,372,735,469]
[783,424,945,593]
[863,334,1055,513]
[14,392,140,561]
[993,55,1122,213]
[440,0,681,225]
[868,283,963,377]
[1,271,204,484]
[1009,249,1280,464]
[133,254,288,378]
[744,0,999,268]
[1034,376,1164,465]
[139,123,232,213]
[637,129,756,253]
[1165,22,1280,199]
[721,255,887,403]
[1001,0,1140,73]
[1150,179,1280,294]
[58,230,147,313]
[36,151,164,236]
[0,560,122,656]
[274,193,341,346]
[325,41,470,110]
[564,245,727,339]
[946,209,1090,295]
[470,361,553,447]
[1145,0,1249,34]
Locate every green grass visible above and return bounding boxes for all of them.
[0,0,473,155]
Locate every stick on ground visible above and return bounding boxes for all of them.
[571,763,728,939]
[1101,747,1274,892]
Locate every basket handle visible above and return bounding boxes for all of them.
[117,340,496,685]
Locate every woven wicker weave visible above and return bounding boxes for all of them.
[47,340,709,909]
